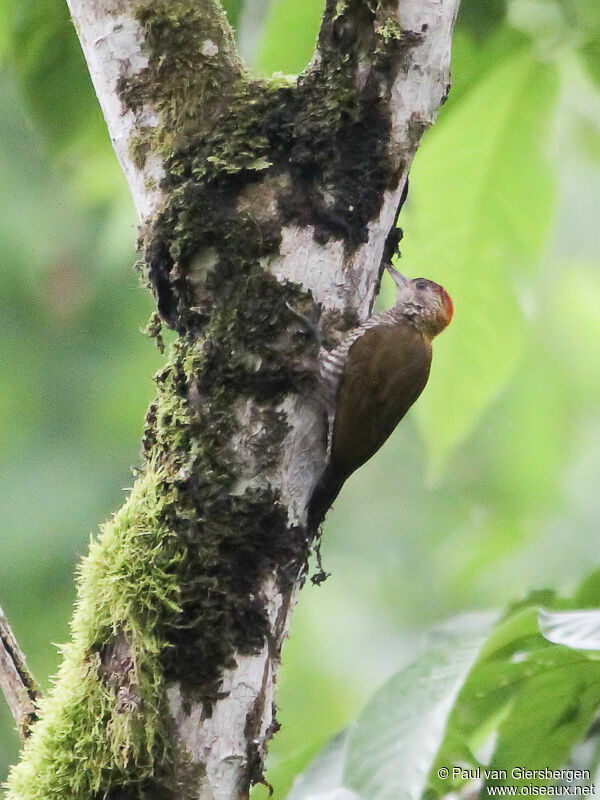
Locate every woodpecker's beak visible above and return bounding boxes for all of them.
[385,265,409,290]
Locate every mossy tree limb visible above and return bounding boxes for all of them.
[5,1,460,798]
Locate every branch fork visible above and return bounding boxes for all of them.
[4,2,460,798]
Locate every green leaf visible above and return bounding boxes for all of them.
[398,48,559,476]
[430,593,600,794]
[342,614,496,800]
[431,606,548,791]
[286,598,600,800]
[479,604,544,659]
[485,650,600,792]
[287,732,358,800]
[221,0,245,31]
[458,0,507,41]
[575,571,600,608]
[581,37,600,86]
[7,0,105,153]
[449,28,529,107]
[254,0,323,74]
[430,606,600,798]
[539,610,600,651]
[4,0,126,204]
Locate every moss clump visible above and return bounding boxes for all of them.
[118,0,244,160]
[141,270,316,690]
[141,311,165,353]
[5,474,184,799]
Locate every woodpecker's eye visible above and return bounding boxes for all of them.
[415,279,428,290]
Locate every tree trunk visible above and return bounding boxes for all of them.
[4,1,459,798]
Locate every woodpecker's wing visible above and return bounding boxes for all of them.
[318,309,400,428]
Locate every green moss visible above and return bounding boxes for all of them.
[120,0,244,161]
[139,276,316,688]
[130,131,153,171]
[375,17,403,50]
[142,311,165,353]
[6,473,182,799]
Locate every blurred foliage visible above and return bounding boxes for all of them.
[291,588,600,799]
[459,0,507,40]
[221,0,245,29]
[0,0,599,798]
[402,46,559,474]
[255,0,324,74]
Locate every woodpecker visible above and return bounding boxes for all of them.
[308,265,453,527]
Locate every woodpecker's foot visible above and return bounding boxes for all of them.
[310,533,331,585]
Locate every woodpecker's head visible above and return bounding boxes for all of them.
[387,266,453,338]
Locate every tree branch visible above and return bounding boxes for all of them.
[65,0,243,220]
[0,607,40,739]
[6,1,460,799]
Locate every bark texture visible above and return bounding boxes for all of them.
[0,606,40,739]
[5,1,460,799]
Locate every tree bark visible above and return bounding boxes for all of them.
[5,1,460,799]
[0,607,40,739]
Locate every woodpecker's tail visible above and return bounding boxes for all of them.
[307,466,345,531]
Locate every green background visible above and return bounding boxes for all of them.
[1,0,599,796]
